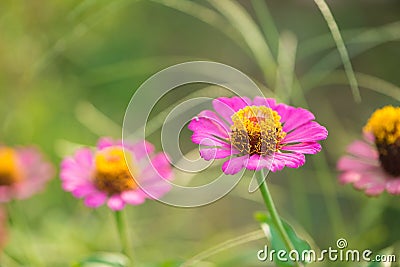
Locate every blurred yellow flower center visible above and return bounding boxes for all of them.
[94,147,138,195]
[230,106,286,156]
[364,106,400,176]
[0,147,22,186]
[364,105,400,145]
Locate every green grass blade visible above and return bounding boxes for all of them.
[251,0,279,57]
[300,21,400,92]
[151,0,249,54]
[319,71,400,101]
[207,0,277,87]
[275,31,298,102]
[299,21,400,59]
[314,0,361,102]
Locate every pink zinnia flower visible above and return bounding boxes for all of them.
[60,138,173,210]
[0,146,54,202]
[338,106,400,196]
[188,96,328,174]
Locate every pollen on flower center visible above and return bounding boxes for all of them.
[364,106,400,176]
[230,106,286,156]
[0,148,22,186]
[94,147,138,195]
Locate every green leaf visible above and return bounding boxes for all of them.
[207,0,277,86]
[255,212,311,266]
[72,252,129,267]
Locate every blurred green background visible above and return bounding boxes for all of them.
[0,0,400,266]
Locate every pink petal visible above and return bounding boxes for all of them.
[74,148,93,168]
[0,186,13,202]
[212,96,251,124]
[363,132,375,144]
[151,153,170,167]
[346,140,378,160]
[270,158,286,172]
[121,191,146,205]
[97,137,115,149]
[198,110,230,133]
[353,177,376,190]
[188,116,229,139]
[279,107,316,133]
[14,147,54,199]
[199,147,239,161]
[283,121,328,143]
[142,182,172,199]
[386,180,400,194]
[141,153,173,183]
[60,170,92,184]
[13,182,40,200]
[365,184,386,196]
[272,152,305,169]
[71,183,96,198]
[280,142,322,154]
[191,133,230,147]
[150,153,173,180]
[245,155,273,171]
[60,157,77,171]
[16,147,41,166]
[60,159,85,177]
[84,192,107,208]
[222,155,248,175]
[337,156,378,171]
[130,140,155,161]
[107,195,126,211]
[60,160,93,182]
[339,171,363,184]
[252,97,277,109]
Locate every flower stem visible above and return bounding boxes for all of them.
[257,171,301,267]
[114,210,133,266]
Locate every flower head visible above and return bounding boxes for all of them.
[338,106,400,196]
[60,138,173,210]
[188,96,328,174]
[0,146,54,202]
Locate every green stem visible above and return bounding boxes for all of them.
[257,171,301,267]
[114,210,133,266]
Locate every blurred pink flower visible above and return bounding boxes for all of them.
[0,146,54,202]
[188,96,328,175]
[338,106,400,196]
[60,138,173,211]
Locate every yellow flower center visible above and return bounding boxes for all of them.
[230,106,286,156]
[364,106,400,176]
[94,147,138,195]
[0,147,22,186]
[364,105,400,145]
